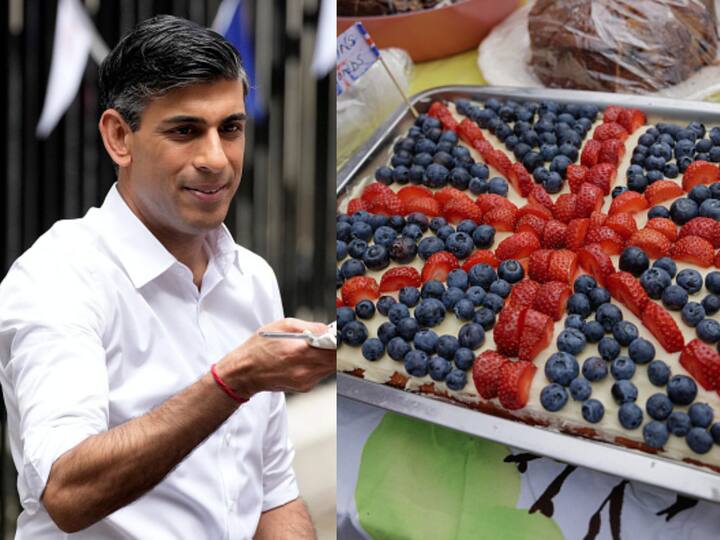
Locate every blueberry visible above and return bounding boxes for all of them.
[415,139,436,155]
[681,302,706,327]
[611,356,636,381]
[445,368,468,390]
[596,303,623,332]
[377,321,397,344]
[628,338,655,365]
[391,166,410,184]
[697,318,720,343]
[702,294,720,316]
[489,280,511,299]
[342,321,368,346]
[646,393,673,420]
[425,163,449,188]
[388,303,411,325]
[482,293,505,314]
[582,356,608,382]
[677,268,703,294]
[612,321,638,346]
[488,177,509,197]
[348,239,369,260]
[446,269,469,291]
[428,355,452,381]
[689,402,714,428]
[556,328,587,355]
[398,287,420,308]
[355,300,376,320]
[413,152,434,168]
[413,329,439,354]
[647,360,671,387]
[361,338,385,361]
[523,151,542,172]
[470,163,489,180]
[619,402,643,429]
[689,184,712,204]
[418,237,445,260]
[404,349,429,377]
[661,285,688,311]
[436,225,455,242]
[627,174,648,193]
[497,259,525,284]
[456,220,477,236]
[711,423,720,444]
[611,380,638,404]
[643,421,669,449]
[429,216,447,232]
[539,143,558,161]
[588,287,611,310]
[541,383,569,411]
[573,275,597,295]
[454,347,475,370]
[449,167,472,190]
[597,338,620,363]
[619,247,649,277]
[670,198,699,225]
[699,199,720,220]
[545,352,579,386]
[340,259,366,280]
[543,172,563,194]
[401,223,423,242]
[468,264,497,289]
[686,428,714,454]
[569,378,592,401]
[433,151,455,170]
[469,177,489,195]
[362,245,390,271]
[445,232,474,259]
[458,322,485,349]
[473,307,496,330]
[648,205,671,219]
[711,182,720,199]
[386,337,410,360]
[396,317,420,341]
[667,411,692,436]
[565,314,585,330]
[640,267,672,299]
[706,271,720,294]
[336,307,355,330]
[533,166,550,184]
[582,399,605,423]
[550,154,572,178]
[453,299,476,321]
[472,224,496,249]
[566,293,592,318]
[415,298,446,328]
[582,321,605,344]
[667,375,698,405]
[375,165,394,184]
[514,142,532,161]
[465,286,486,306]
[421,280,445,300]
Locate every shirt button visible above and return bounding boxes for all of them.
[227,499,235,510]
[224,433,231,445]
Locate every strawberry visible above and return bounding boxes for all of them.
[528,249,554,283]
[679,217,720,248]
[516,203,553,222]
[494,306,527,357]
[518,309,554,362]
[553,193,578,224]
[361,181,393,203]
[515,213,547,238]
[347,198,368,214]
[533,281,571,321]
[483,206,517,232]
[462,250,499,271]
[421,251,460,282]
[585,163,617,195]
[645,217,677,242]
[403,197,441,217]
[642,301,684,354]
[617,108,646,133]
[548,249,578,284]
[497,360,537,410]
[487,149,512,176]
[475,194,517,214]
[682,160,720,191]
[581,139,602,168]
[670,235,715,267]
[566,218,590,251]
[605,212,637,240]
[679,339,720,391]
[542,219,568,249]
[626,228,672,259]
[507,279,541,309]
[644,180,684,206]
[443,197,483,224]
[577,244,616,286]
[379,266,421,292]
[435,186,471,208]
[341,275,380,307]
[598,139,625,167]
[507,162,534,197]
[457,118,483,143]
[575,183,604,218]
[593,122,629,142]
[396,185,433,205]
[428,101,458,130]
[336,297,344,308]
[608,191,649,215]
[495,231,542,261]
[606,271,649,318]
[567,164,589,193]
[472,350,508,399]
[602,105,624,123]
[585,226,624,255]
[472,139,494,160]
[589,211,607,231]
[367,191,403,215]
[528,185,555,213]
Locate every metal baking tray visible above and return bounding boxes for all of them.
[336,85,720,503]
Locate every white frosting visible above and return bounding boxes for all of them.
[337,102,720,470]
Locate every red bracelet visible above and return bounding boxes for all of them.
[210,364,248,404]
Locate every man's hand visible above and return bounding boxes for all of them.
[216,318,336,399]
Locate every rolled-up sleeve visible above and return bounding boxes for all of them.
[0,255,109,514]
[261,392,299,511]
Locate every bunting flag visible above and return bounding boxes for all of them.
[36,0,108,138]
[311,0,335,77]
[212,0,264,120]
[336,22,380,96]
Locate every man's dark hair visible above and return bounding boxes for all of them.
[98,15,249,131]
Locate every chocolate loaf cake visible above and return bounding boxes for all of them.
[338,0,442,17]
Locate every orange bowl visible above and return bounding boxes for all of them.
[337,0,521,62]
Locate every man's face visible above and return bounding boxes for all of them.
[120,79,246,238]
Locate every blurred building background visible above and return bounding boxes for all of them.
[1,0,335,537]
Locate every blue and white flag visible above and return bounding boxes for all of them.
[336,22,380,96]
[212,0,264,120]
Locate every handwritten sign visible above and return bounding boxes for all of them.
[336,22,380,96]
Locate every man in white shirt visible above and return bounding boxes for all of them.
[0,15,334,539]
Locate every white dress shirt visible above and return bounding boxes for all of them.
[0,184,299,539]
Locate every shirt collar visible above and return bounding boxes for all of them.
[99,184,242,289]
